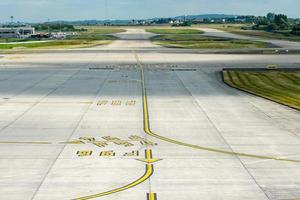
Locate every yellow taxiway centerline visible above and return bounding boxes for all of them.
[147,192,157,200]
[74,149,155,200]
[134,52,300,164]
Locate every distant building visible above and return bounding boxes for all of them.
[191,18,204,23]
[0,28,19,38]
[0,27,35,38]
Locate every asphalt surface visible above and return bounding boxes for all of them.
[0,28,300,200]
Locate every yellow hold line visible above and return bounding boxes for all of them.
[74,151,154,200]
[134,52,300,164]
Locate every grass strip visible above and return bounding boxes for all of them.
[223,70,300,110]
[151,34,268,49]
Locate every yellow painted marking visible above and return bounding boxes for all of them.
[102,136,134,147]
[126,100,136,106]
[129,135,157,146]
[97,100,108,106]
[0,141,51,145]
[92,141,108,148]
[139,140,156,146]
[147,192,157,200]
[111,100,122,106]
[123,150,139,157]
[134,52,300,163]
[74,151,154,200]
[61,140,84,144]
[77,151,93,157]
[99,150,116,157]
[79,137,96,143]
[137,149,162,164]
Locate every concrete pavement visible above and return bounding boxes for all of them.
[198,27,300,49]
[0,29,300,200]
[92,28,163,50]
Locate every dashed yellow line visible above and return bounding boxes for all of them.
[134,52,300,164]
[74,149,154,200]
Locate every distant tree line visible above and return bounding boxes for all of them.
[253,13,299,35]
[33,23,86,32]
[292,25,300,35]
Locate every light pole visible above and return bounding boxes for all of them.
[10,16,14,39]
[10,16,14,25]
[104,0,109,27]
[47,18,50,33]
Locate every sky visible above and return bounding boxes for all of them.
[0,0,299,22]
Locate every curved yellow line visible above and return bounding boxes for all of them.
[74,164,153,200]
[135,53,300,163]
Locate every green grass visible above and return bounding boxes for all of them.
[0,33,117,50]
[223,70,300,110]
[0,26,122,50]
[0,38,40,43]
[194,24,300,42]
[229,30,300,42]
[151,34,268,49]
[146,28,204,34]
[0,38,114,49]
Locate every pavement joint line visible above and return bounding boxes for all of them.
[2,69,60,101]
[134,52,300,164]
[200,65,300,140]
[30,62,112,199]
[132,51,155,196]
[223,72,300,138]
[74,149,155,200]
[173,71,271,199]
[0,69,66,134]
[29,68,90,200]
[72,66,156,200]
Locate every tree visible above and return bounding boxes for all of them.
[267,13,275,22]
[256,16,269,25]
[267,23,279,31]
[292,25,300,35]
[274,14,289,29]
[33,23,77,32]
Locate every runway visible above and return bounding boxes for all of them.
[0,28,300,200]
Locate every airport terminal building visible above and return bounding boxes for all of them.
[0,27,35,38]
